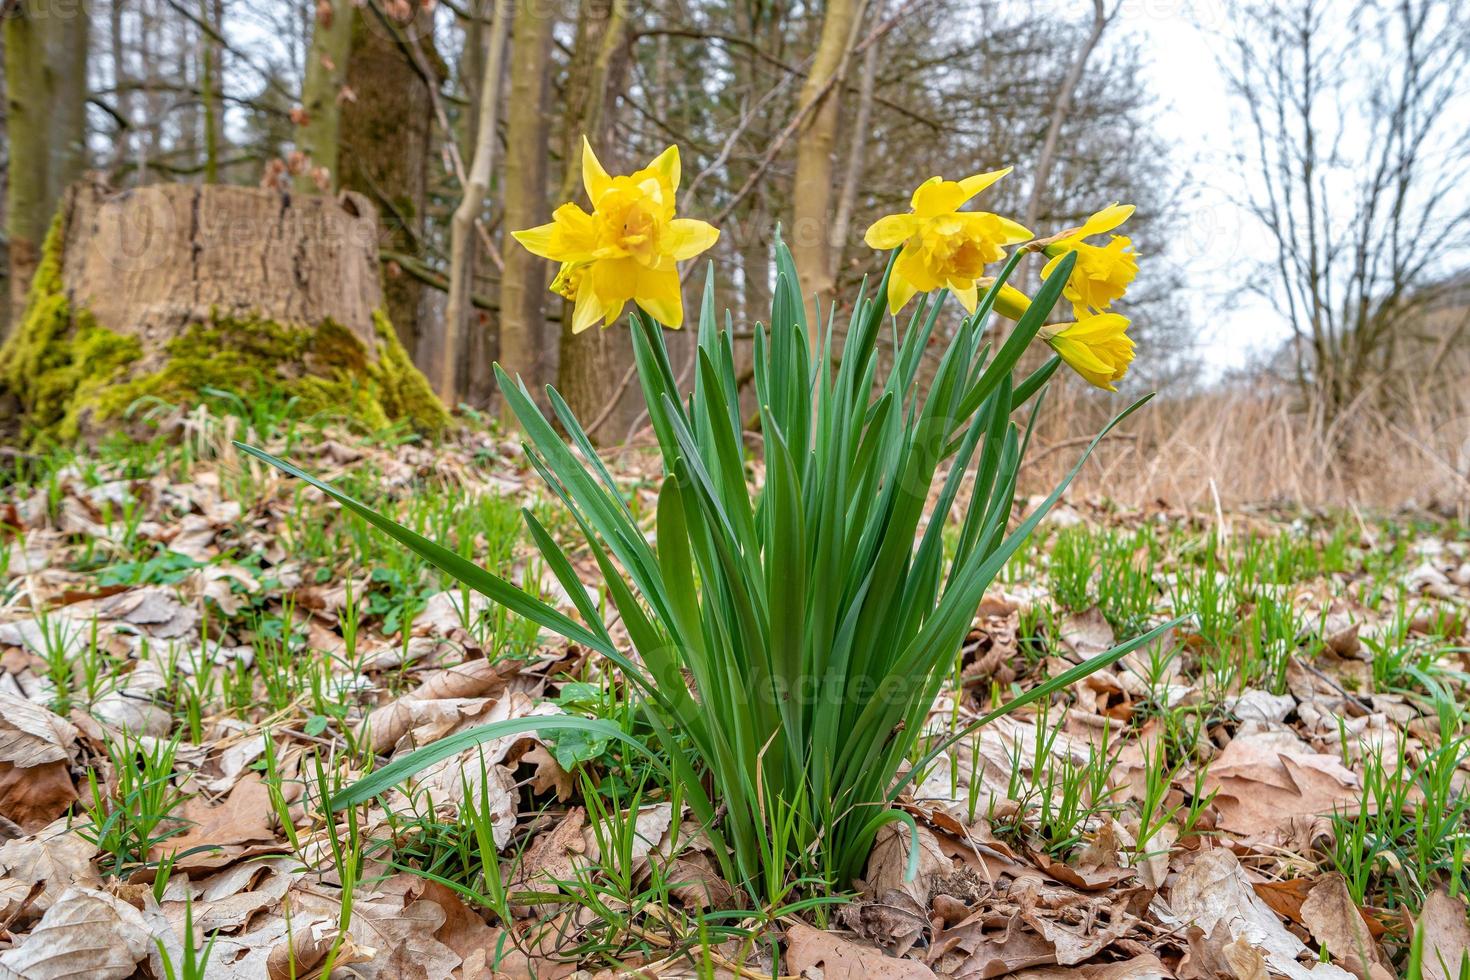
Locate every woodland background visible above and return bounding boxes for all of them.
[2,0,1468,510]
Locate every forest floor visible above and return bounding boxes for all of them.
[0,403,1467,979]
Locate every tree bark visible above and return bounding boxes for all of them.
[199,0,223,183]
[555,0,636,440]
[1022,1,1110,247]
[789,0,863,306]
[4,0,90,325]
[828,26,880,289]
[442,0,510,403]
[295,0,354,192]
[339,4,442,362]
[494,0,555,418]
[0,183,447,441]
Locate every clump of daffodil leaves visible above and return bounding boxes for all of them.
[239,141,1178,907]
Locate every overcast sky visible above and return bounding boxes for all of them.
[1107,0,1290,373]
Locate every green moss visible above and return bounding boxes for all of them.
[0,215,145,442]
[371,309,450,432]
[0,218,449,443]
[89,312,448,437]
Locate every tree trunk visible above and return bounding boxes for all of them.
[4,0,90,327]
[48,1,89,197]
[828,29,880,289]
[1020,0,1109,283]
[790,0,863,306]
[0,184,447,443]
[295,0,354,192]
[494,0,555,418]
[199,0,222,183]
[556,0,637,441]
[442,0,510,403]
[339,5,441,362]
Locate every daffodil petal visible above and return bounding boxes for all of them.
[665,218,720,261]
[911,178,969,219]
[592,256,639,308]
[886,272,919,316]
[1044,313,1134,390]
[1051,335,1118,389]
[511,222,561,260]
[864,212,921,250]
[635,263,684,327]
[1060,312,1132,342]
[647,144,681,193]
[1077,203,1133,238]
[950,281,979,313]
[1039,251,1065,283]
[988,214,1033,244]
[894,244,943,292]
[582,137,612,203]
[572,278,604,333]
[956,167,1011,204]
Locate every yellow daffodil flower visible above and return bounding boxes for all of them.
[975,277,1034,321]
[512,138,719,331]
[864,170,1031,315]
[1038,203,1139,318]
[1038,313,1135,391]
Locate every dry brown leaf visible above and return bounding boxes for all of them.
[0,694,78,767]
[507,806,588,916]
[1014,952,1172,978]
[164,858,295,934]
[0,819,101,917]
[188,909,337,979]
[585,801,674,864]
[91,662,173,737]
[1029,846,1136,892]
[0,759,78,833]
[1013,875,1140,966]
[361,656,525,752]
[865,822,951,907]
[935,910,1059,978]
[1060,607,1116,659]
[98,587,200,639]
[1198,730,1361,838]
[1221,937,1270,980]
[522,742,573,800]
[1252,877,1316,926]
[264,919,341,980]
[1416,888,1470,980]
[1163,848,1353,980]
[412,590,491,636]
[838,889,929,960]
[0,886,153,978]
[1299,874,1390,980]
[785,921,938,979]
[0,695,80,832]
[342,892,461,980]
[163,773,279,870]
[409,879,502,978]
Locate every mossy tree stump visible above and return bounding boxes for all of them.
[0,182,448,443]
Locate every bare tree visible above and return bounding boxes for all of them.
[496,0,556,419]
[4,0,90,319]
[790,0,866,305]
[294,0,354,193]
[442,0,509,402]
[1224,0,1470,416]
